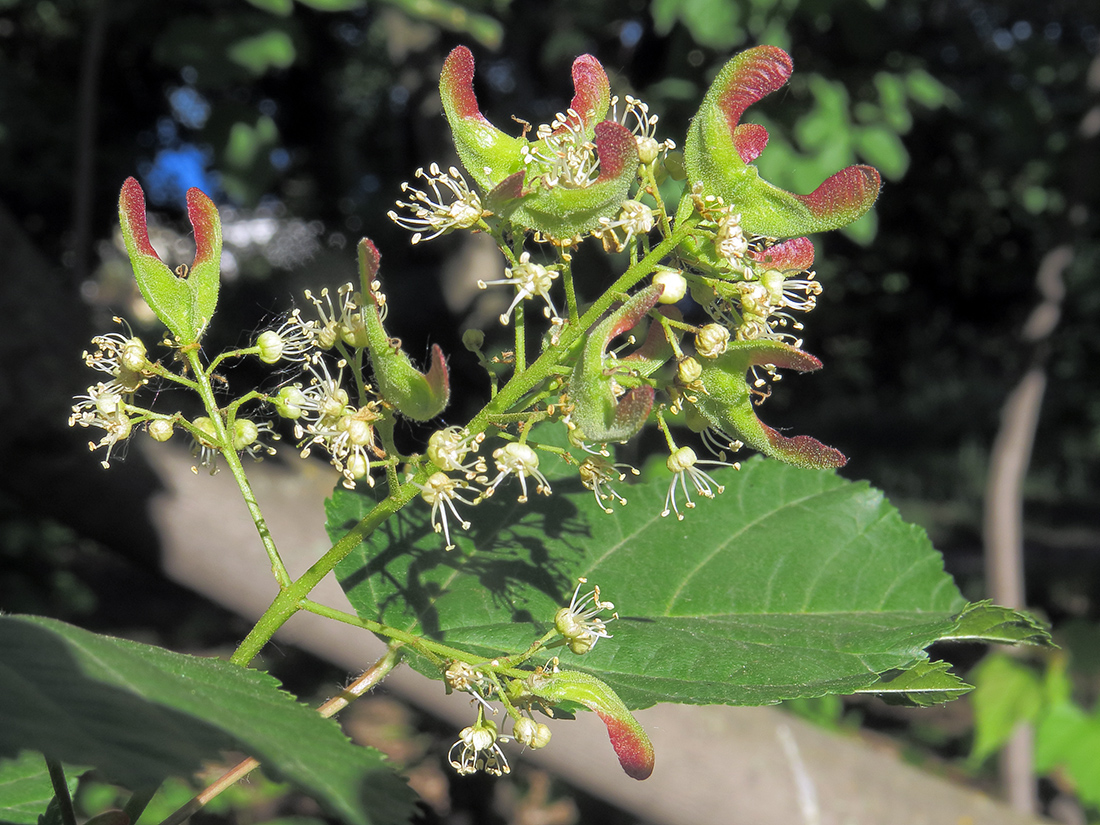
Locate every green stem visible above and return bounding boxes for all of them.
[562,259,579,323]
[301,600,510,670]
[513,301,525,373]
[185,348,291,588]
[206,347,256,376]
[44,758,76,825]
[229,476,421,665]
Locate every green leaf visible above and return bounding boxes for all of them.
[0,752,77,825]
[968,653,1044,765]
[855,125,909,180]
[333,457,966,709]
[856,660,972,707]
[941,601,1053,646]
[1036,703,1100,808]
[0,616,414,825]
[227,30,296,75]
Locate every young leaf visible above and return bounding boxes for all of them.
[0,616,414,825]
[856,660,972,707]
[941,600,1053,646]
[0,752,78,825]
[332,457,969,708]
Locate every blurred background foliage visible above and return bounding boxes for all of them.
[1,0,1099,821]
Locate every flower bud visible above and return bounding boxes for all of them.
[148,419,174,442]
[256,330,285,364]
[274,386,307,420]
[193,416,218,445]
[119,337,148,373]
[512,717,552,749]
[695,323,729,359]
[652,270,687,304]
[232,418,259,450]
[462,328,485,353]
[677,356,702,386]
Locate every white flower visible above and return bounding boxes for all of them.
[554,577,617,655]
[427,427,487,480]
[478,251,561,325]
[448,718,511,777]
[82,319,151,394]
[611,94,676,165]
[68,383,133,469]
[578,456,637,514]
[661,446,738,520]
[523,110,599,188]
[483,442,552,503]
[591,199,656,253]
[256,309,318,364]
[416,471,478,550]
[388,163,483,244]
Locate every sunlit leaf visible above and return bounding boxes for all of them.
[332,458,969,709]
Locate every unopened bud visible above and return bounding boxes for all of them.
[512,717,552,749]
[232,418,259,450]
[677,356,702,386]
[652,270,687,304]
[256,330,285,364]
[695,323,729,359]
[148,419,174,442]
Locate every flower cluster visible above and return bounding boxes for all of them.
[81,42,882,787]
[441,579,626,778]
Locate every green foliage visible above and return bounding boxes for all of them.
[332,458,974,708]
[943,601,1053,646]
[227,30,297,75]
[0,617,415,825]
[44,8,1070,820]
[0,752,77,825]
[857,660,973,707]
[970,650,1100,811]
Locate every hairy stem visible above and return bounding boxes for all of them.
[186,348,291,588]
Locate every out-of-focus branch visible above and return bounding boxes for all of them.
[983,244,1072,815]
